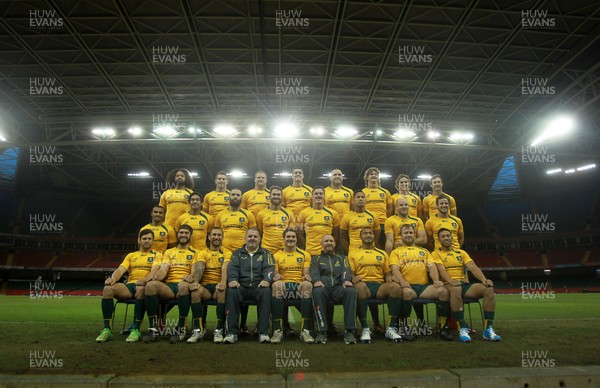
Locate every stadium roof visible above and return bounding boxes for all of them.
[0,0,598,204]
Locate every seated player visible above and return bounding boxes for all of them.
[270,229,314,344]
[142,225,207,344]
[224,228,275,344]
[95,229,162,343]
[389,225,452,341]
[194,227,231,343]
[311,234,357,345]
[349,227,403,343]
[433,228,501,343]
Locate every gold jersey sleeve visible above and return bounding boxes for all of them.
[391,192,422,218]
[340,211,380,253]
[159,188,193,228]
[299,207,340,256]
[140,223,177,254]
[241,189,271,218]
[324,186,354,220]
[256,207,291,254]
[215,209,256,252]
[431,248,472,282]
[203,190,231,217]
[348,247,389,282]
[389,245,431,285]
[120,250,162,283]
[197,248,232,285]
[175,211,214,251]
[282,185,312,217]
[274,248,311,283]
[162,247,198,283]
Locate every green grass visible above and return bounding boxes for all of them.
[0,294,599,376]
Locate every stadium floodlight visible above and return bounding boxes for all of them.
[335,126,357,138]
[375,129,383,136]
[153,125,176,138]
[127,126,142,137]
[248,125,262,136]
[546,168,562,175]
[417,174,432,180]
[449,132,474,143]
[380,173,392,179]
[576,163,596,172]
[190,172,199,177]
[427,131,440,140]
[0,133,6,142]
[274,172,292,177]
[188,126,201,134]
[530,116,575,146]
[213,124,237,137]
[394,129,416,141]
[310,126,324,136]
[564,169,576,174]
[127,172,150,177]
[228,170,247,178]
[274,122,299,138]
[92,127,116,138]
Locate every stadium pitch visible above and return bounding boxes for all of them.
[0,294,599,376]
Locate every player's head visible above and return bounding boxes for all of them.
[269,185,282,205]
[177,224,193,245]
[292,167,304,184]
[282,228,298,248]
[321,234,335,253]
[400,224,415,245]
[359,227,375,244]
[364,167,380,186]
[138,228,154,249]
[189,192,202,210]
[229,188,242,207]
[215,171,229,189]
[395,174,410,192]
[245,227,261,250]
[436,194,450,214]
[354,190,366,208]
[151,205,166,223]
[312,186,325,205]
[330,168,343,186]
[438,228,453,248]
[396,197,409,216]
[255,171,267,189]
[208,227,223,248]
[429,174,443,191]
[166,168,195,189]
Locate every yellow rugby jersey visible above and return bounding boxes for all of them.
[139,223,177,254]
[422,193,457,219]
[203,190,230,217]
[119,250,162,283]
[348,247,389,283]
[425,214,463,250]
[241,188,271,218]
[159,188,193,228]
[324,186,354,220]
[362,187,393,224]
[389,245,431,285]
[340,211,380,253]
[384,215,425,245]
[196,247,232,285]
[214,208,256,252]
[282,184,312,217]
[298,207,340,256]
[175,211,214,251]
[162,247,198,283]
[431,248,472,282]
[274,248,311,284]
[391,192,422,218]
[256,207,291,254]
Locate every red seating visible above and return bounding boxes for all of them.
[506,250,542,268]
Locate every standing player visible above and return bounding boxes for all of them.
[297,186,340,255]
[139,206,177,254]
[385,197,427,254]
[324,168,354,220]
[215,188,257,252]
[95,229,162,343]
[142,225,206,344]
[203,171,230,217]
[270,229,314,344]
[242,171,271,218]
[392,174,422,218]
[340,191,380,254]
[194,227,231,343]
[256,186,291,255]
[175,192,214,251]
[362,167,393,249]
[434,228,501,343]
[159,168,195,228]
[422,174,457,221]
[282,167,312,220]
[389,225,453,341]
[349,227,403,343]
[425,195,464,251]
[224,228,275,344]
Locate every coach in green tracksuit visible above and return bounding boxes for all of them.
[310,234,357,344]
[223,227,275,344]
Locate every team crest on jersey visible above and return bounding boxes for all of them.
[334,262,340,267]
[239,217,245,222]
[367,218,373,223]
[411,199,416,204]
[344,193,349,198]
[147,257,154,263]
[224,196,230,200]
[419,251,425,257]
[376,255,383,261]
[411,223,417,228]
[266,196,270,201]
[457,255,462,262]
[281,216,288,222]
[218,257,224,263]
[379,193,384,198]
[184,194,190,200]
[199,220,205,225]
[324,216,330,221]
[186,255,193,260]
[159,232,166,237]
[451,222,457,228]
[303,192,309,197]
[256,255,263,262]
[296,257,303,263]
